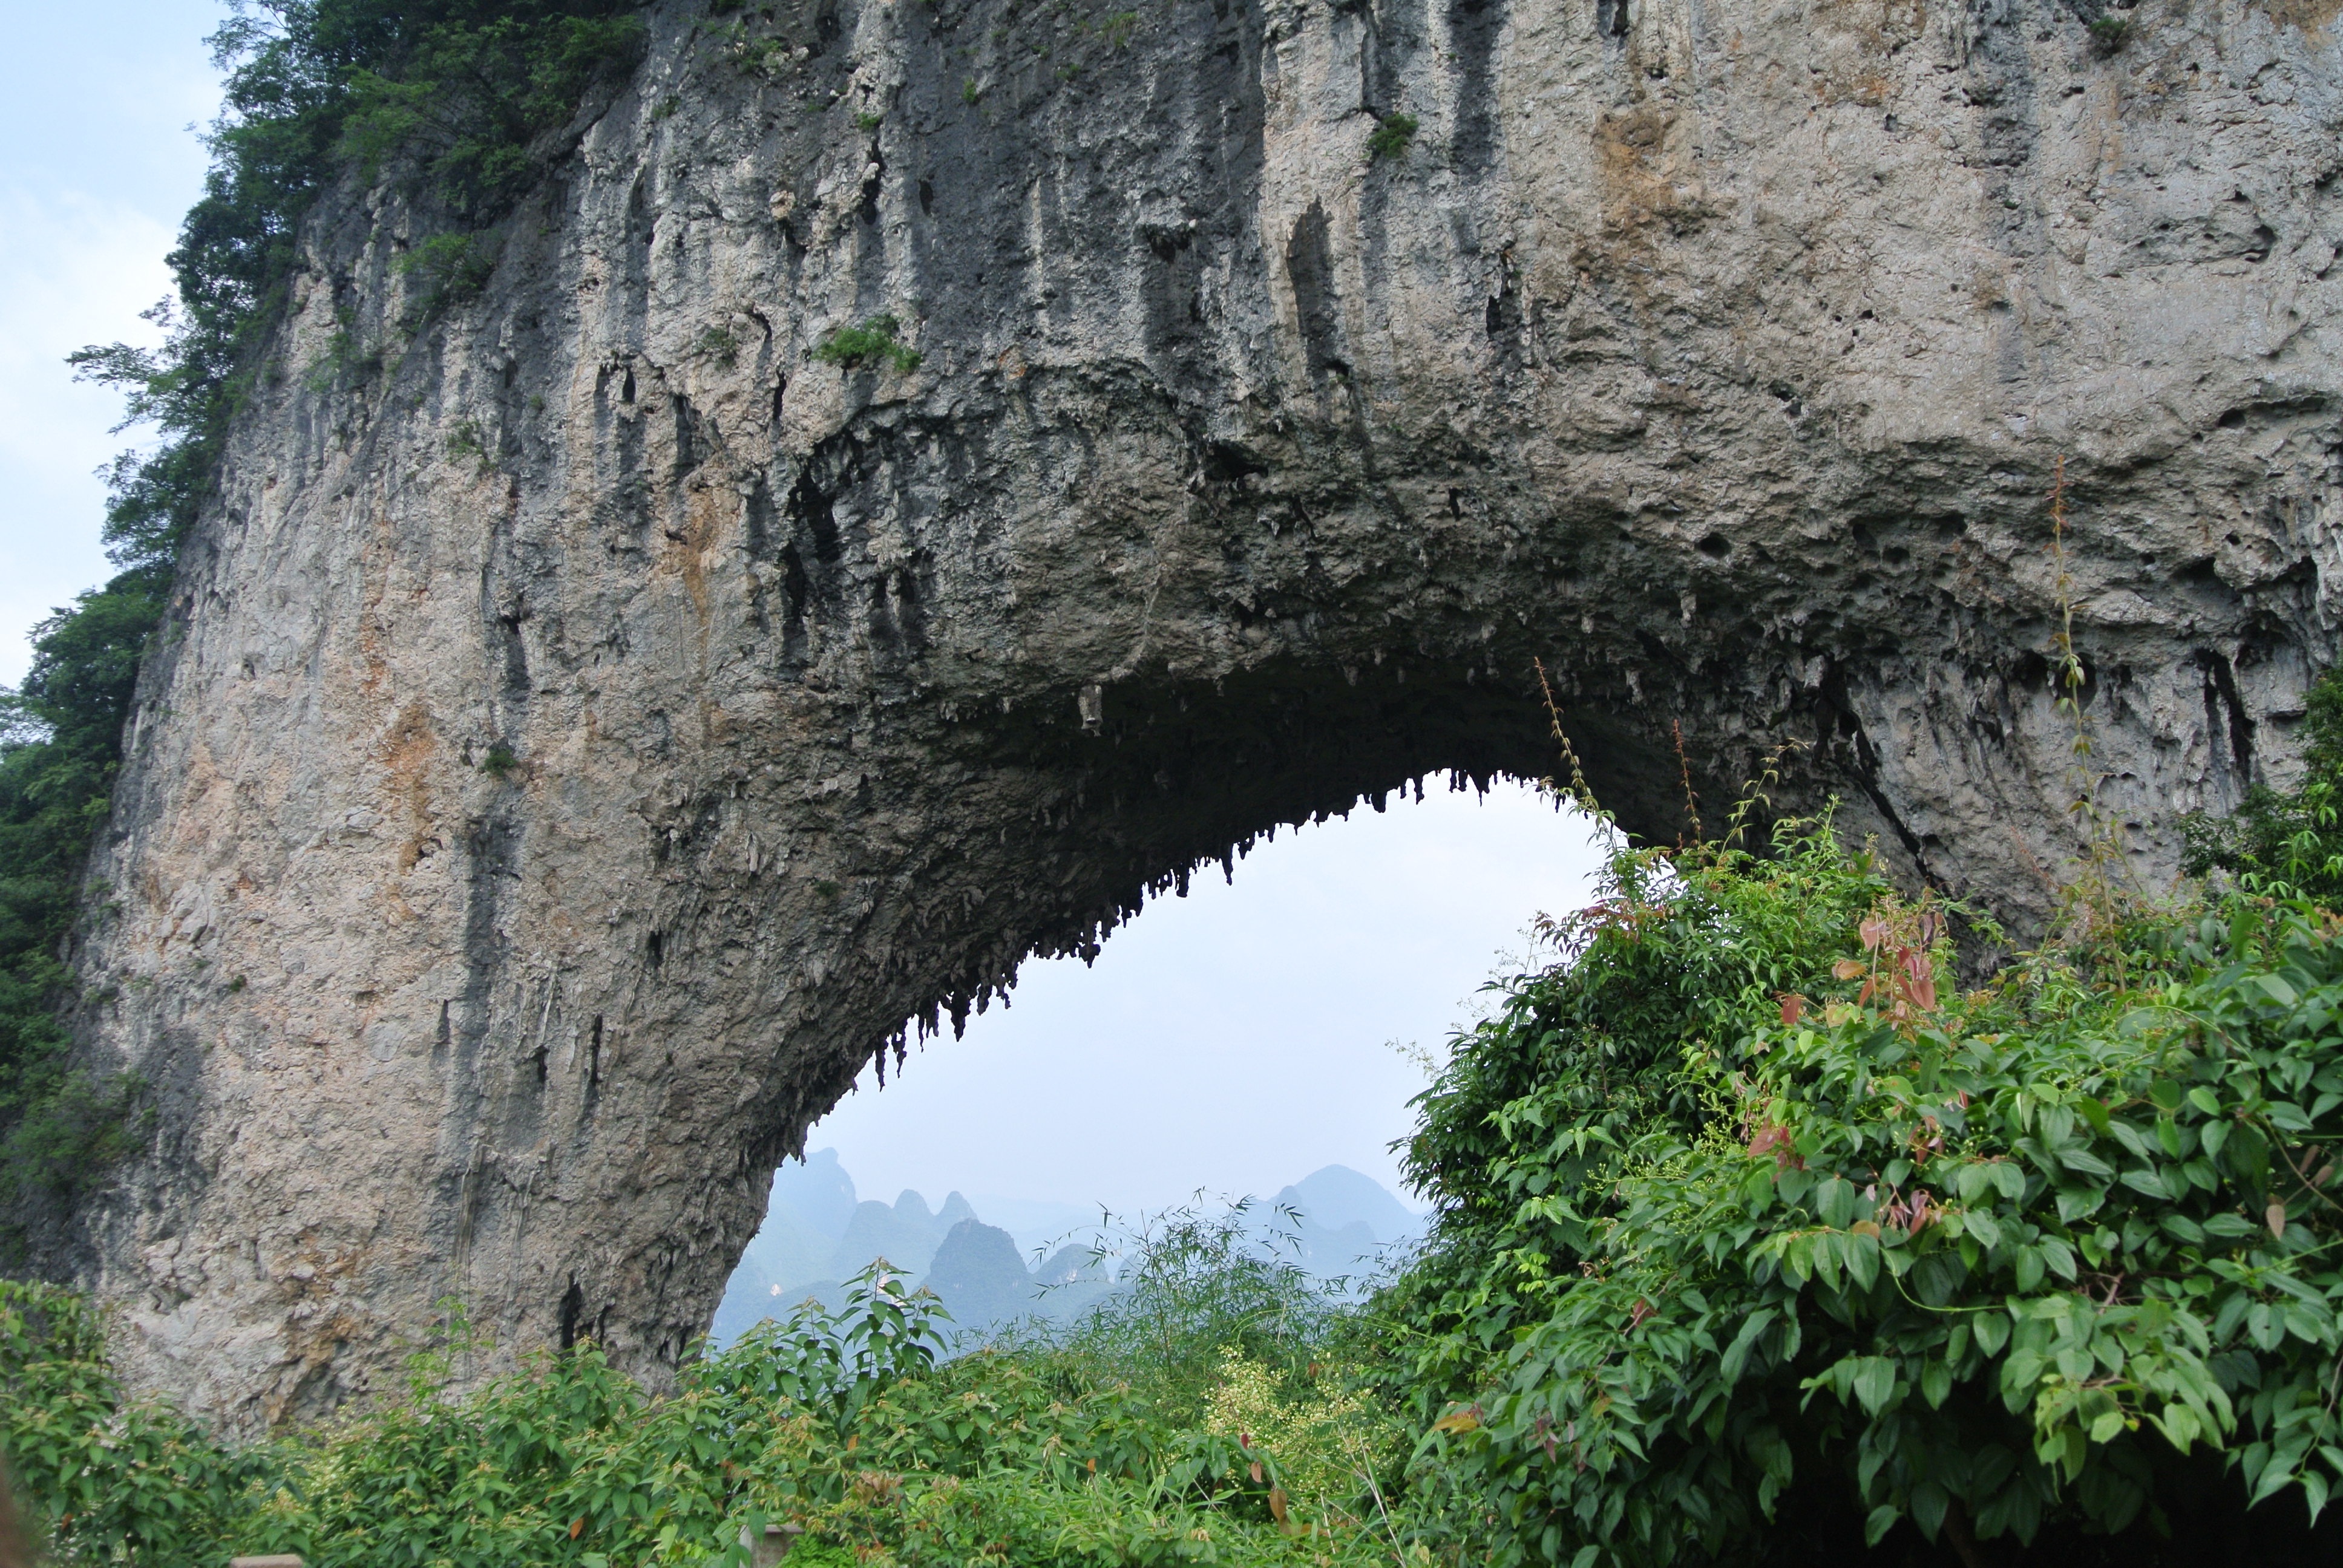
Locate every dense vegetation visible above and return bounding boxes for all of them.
[1393,825,2343,1564]
[0,0,646,1229]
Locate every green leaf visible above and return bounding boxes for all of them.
[2014,1245,2046,1293]
[1864,1504,1902,1547]
[1720,1310,1775,1385]
[1851,1357,1897,1416]
[2160,1213,2207,1246]
[2059,1148,2114,1178]
[1956,1163,1993,1205]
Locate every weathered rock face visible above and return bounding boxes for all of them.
[52,0,2343,1430]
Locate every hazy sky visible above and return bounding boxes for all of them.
[814,780,1607,1215]
[1,2,228,685]
[5,7,1612,1223]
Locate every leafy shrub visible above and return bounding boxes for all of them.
[814,315,922,375]
[333,5,647,217]
[1087,1204,1334,1373]
[398,231,499,314]
[0,1280,261,1564]
[2183,664,2343,904]
[0,1256,1381,1567]
[1397,818,2343,1565]
[0,580,164,1229]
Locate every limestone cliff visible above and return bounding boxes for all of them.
[54,0,2343,1430]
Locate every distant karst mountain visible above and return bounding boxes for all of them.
[709,1155,1422,1346]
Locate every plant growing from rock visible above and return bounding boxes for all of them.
[814,315,921,374]
[1366,112,1418,161]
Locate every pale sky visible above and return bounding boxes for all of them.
[7,7,1611,1224]
[814,780,1606,1215]
[0,2,227,685]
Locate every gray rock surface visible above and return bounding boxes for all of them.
[50,0,2343,1430]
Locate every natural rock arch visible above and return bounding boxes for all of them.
[51,0,2343,1430]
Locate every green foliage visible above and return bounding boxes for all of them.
[1,1280,265,1564]
[1037,1200,1348,1420]
[2183,664,2343,904]
[1395,817,2343,1564]
[0,575,165,1223]
[330,5,647,217]
[717,16,798,79]
[1366,113,1418,162]
[2,1244,1398,1566]
[814,315,922,375]
[398,231,499,314]
[3,0,647,1218]
[1398,821,1893,1327]
[696,322,742,367]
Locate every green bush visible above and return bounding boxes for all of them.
[1366,113,1418,162]
[2183,668,2343,904]
[398,231,500,315]
[1,1255,1387,1566]
[814,315,922,375]
[0,1280,264,1564]
[0,578,165,1225]
[1395,817,2343,1564]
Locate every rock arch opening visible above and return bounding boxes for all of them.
[709,773,1608,1342]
